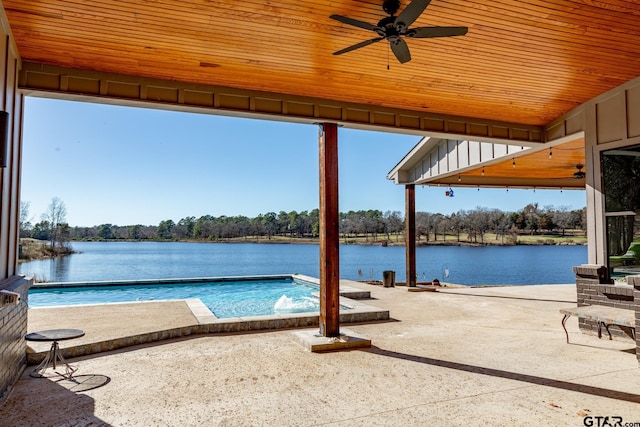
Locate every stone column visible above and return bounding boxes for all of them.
[0,276,32,403]
[573,264,609,336]
[626,276,640,365]
[573,264,609,307]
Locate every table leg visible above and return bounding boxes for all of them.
[601,322,612,340]
[30,341,77,379]
[30,341,55,378]
[561,314,570,343]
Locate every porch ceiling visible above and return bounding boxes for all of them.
[3,0,639,128]
[388,136,585,189]
[440,137,586,189]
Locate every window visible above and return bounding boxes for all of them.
[603,145,640,279]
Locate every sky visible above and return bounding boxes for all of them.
[21,97,586,227]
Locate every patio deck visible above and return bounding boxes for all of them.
[1,280,639,426]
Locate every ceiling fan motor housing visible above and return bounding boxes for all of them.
[377,16,403,37]
[383,0,401,15]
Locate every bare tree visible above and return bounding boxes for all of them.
[552,205,572,236]
[449,212,464,242]
[468,207,492,243]
[42,197,67,249]
[19,200,33,237]
[416,212,432,242]
[383,210,404,241]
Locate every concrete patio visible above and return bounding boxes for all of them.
[1,281,639,426]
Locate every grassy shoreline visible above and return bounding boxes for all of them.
[19,238,75,262]
[182,231,587,246]
[66,231,587,247]
[20,231,586,262]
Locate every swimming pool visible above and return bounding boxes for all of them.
[28,275,323,318]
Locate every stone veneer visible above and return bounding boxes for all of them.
[573,264,639,363]
[0,276,32,402]
[627,275,640,365]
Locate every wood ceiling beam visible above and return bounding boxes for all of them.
[18,62,544,144]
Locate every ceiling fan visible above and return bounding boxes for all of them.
[549,164,586,180]
[330,0,468,64]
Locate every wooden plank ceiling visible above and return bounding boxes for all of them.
[3,0,640,127]
[437,137,586,188]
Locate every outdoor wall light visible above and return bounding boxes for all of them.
[0,111,9,168]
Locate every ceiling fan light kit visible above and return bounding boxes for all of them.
[330,0,468,64]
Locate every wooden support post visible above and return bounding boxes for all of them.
[318,123,340,337]
[406,184,416,287]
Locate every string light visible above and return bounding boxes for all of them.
[549,147,553,159]
[506,186,509,192]
[477,185,480,191]
[458,175,461,182]
[481,167,485,176]
[512,158,516,168]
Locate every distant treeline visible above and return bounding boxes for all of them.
[21,203,586,244]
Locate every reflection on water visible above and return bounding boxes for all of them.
[19,241,587,286]
[54,255,70,281]
[22,256,72,283]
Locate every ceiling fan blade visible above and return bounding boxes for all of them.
[330,14,379,32]
[333,37,384,55]
[395,0,432,28]
[390,38,411,63]
[409,26,468,38]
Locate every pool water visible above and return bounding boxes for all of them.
[28,278,320,318]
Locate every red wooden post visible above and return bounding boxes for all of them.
[318,123,340,337]
[406,184,416,287]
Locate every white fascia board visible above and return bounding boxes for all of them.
[387,136,441,183]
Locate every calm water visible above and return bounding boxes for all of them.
[29,278,321,318]
[18,241,587,285]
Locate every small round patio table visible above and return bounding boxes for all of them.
[25,329,85,379]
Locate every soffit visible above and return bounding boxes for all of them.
[3,0,640,127]
[427,137,586,189]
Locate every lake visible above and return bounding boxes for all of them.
[17,241,587,286]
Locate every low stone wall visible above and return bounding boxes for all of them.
[0,276,32,403]
[574,264,636,340]
[573,264,640,364]
[628,276,640,365]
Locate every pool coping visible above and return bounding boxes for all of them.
[30,273,316,289]
[26,275,389,364]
